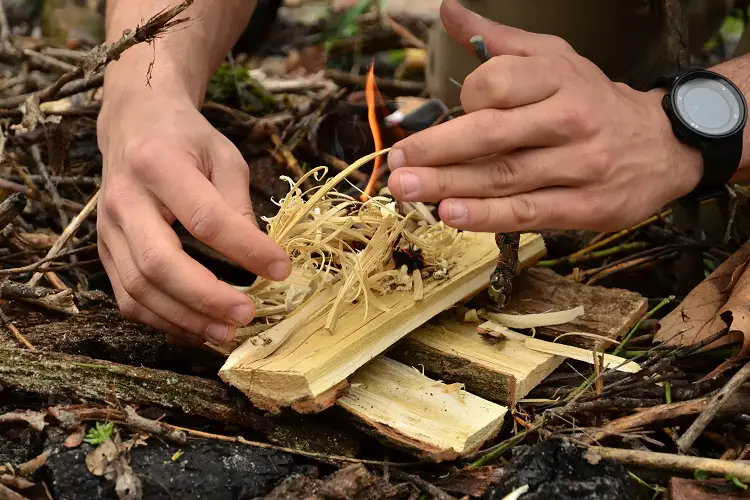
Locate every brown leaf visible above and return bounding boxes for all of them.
[85,440,118,477]
[64,426,86,449]
[0,410,47,431]
[655,242,750,351]
[435,466,502,497]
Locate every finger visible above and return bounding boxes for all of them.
[461,55,563,113]
[440,0,574,58]
[104,189,260,327]
[143,155,291,281]
[388,100,571,170]
[437,187,594,233]
[388,147,585,202]
[103,223,238,345]
[99,239,193,340]
[207,142,259,228]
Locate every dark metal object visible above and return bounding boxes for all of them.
[469,35,520,307]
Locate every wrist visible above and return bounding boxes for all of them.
[645,87,705,199]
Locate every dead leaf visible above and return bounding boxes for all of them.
[434,466,503,497]
[0,410,47,431]
[64,426,86,448]
[86,440,118,477]
[655,242,750,351]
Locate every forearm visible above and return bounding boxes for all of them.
[102,0,257,108]
[711,53,750,183]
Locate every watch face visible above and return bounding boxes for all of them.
[673,76,745,137]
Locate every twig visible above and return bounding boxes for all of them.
[0,307,34,350]
[0,0,194,109]
[0,174,99,187]
[0,280,78,314]
[0,177,85,212]
[0,193,26,233]
[383,15,426,49]
[123,406,187,444]
[0,244,97,276]
[30,144,69,228]
[677,360,750,453]
[468,416,546,466]
[537,242,649,267]
[584,446,750,481]
[27,190,99,286]
[568,213,667,259]
[324,69,425,94]
[22,49,77,73]
[0,0,9,44]
[388,470,457,500]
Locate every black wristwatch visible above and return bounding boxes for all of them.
[651,68,747,199]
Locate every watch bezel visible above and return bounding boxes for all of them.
[666,69,748,140]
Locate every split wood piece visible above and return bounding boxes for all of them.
[477,322,641,374]
[496,268,648,349]
[220,232,546,412]
[388,318,563,406]
[336,357,507,461]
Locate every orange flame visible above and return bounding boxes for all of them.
[361,61,384,202]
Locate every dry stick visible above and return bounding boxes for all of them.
[0,0,9,44]
[0,244,97,276]
[324,69,425,93]
[568,213,666,259]
[388,469,457,500]
[22,49,77,73]
[0,177,85,212]
[0,307,33,350]
[383,15,426,49]
[27,190,99,287]
[30,145,69,227]
[0,193,26,232]
[585,446,750,481]
[0,1,193,109]
[677,360,750,453]
[0,281,78,314]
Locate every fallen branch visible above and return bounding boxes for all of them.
[0,281,78,314]
[27,190,99,287]
[123,406,186,444]
[0,1,194,109]
[676,360,750,453]
[0,193,25,232]
[585,446,750,482]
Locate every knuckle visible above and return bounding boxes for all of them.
[135,246,169,281]
[488,158,516,191]
[188,203,224,242]
[434,170,452,197]
[560,104,597,137]
[509,194,541,227]
[117,296,139,320]
[121,266,149,299]
[546,34,573,53]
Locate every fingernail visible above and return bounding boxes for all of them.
[388,149,405,170]
[446,201,468,222]
[229,304,253,325]
[206,323,229,344]
[268,260,291,281]
[399,172,420,197]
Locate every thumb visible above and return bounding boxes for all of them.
[439,0,573,58]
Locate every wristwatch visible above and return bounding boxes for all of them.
[651,68,747,198]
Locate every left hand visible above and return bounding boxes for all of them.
[387,0,704,233]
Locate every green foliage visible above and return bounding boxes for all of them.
[727,474,749,490]
[84,422,115,445]
[694,469,710,480]
[206,63,276,114]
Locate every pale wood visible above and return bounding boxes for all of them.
[388,317,563,406]
[219,232,546,411]
[477,320,641,373]
[388,268,648,405]
[336,356,507,461]
[496,268,648,349]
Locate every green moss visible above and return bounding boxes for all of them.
[206,63,276,114]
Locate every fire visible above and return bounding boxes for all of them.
[361,61,384,201]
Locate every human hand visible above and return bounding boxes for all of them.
[387,0,704,233]
[96,92,291,346]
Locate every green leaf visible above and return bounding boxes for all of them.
[694,469,710,480]
[727,474,749,490]
[83,422,115,445]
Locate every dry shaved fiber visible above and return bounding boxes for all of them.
[249,148,467,333]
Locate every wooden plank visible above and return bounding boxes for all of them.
[388,318,563,406]
[219,232,546,412]
[491,268,648,349]
[336,356,507,461]
[387,268,648,405]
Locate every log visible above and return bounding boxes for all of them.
[336,357,507,461]
[219,232,546,412]
[0,347,360,456]
[388,268,648,405]
[388,317,563,406]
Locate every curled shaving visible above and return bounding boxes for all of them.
[254,150,467,331]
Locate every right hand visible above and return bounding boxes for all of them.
[96,91,292,346]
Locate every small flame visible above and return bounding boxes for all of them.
[361,61,384,202]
